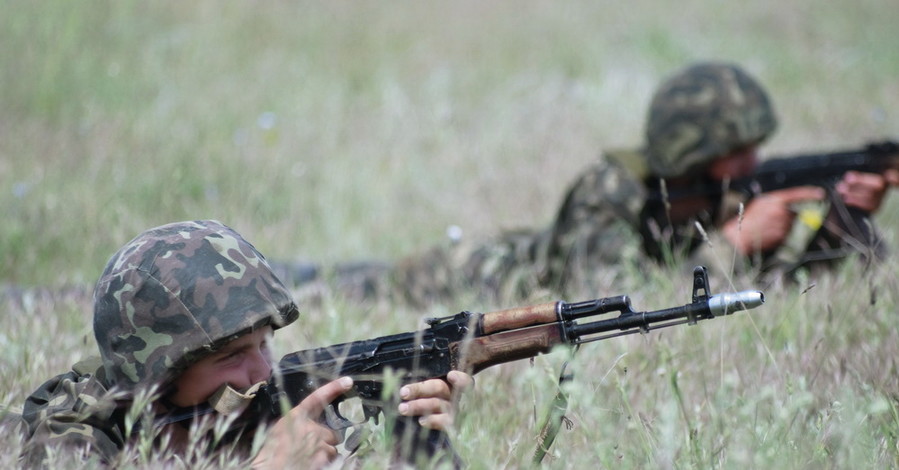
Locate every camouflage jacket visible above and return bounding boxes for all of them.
[19,357,266,468]
[19,358,458,468]
[20,358,125,467]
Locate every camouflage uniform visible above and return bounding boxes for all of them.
[295,61,884,306]
[20,220,299,466]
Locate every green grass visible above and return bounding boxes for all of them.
[2,0,899,468]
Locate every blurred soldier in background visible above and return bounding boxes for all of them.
[281,61,898,307]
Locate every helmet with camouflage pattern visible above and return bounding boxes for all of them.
[93,220,299,392]
[644,62,778,178]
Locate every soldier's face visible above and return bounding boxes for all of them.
[707,145,759,181]
[168,325,274,407]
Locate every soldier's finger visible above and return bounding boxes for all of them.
[293,377,354,418]
[842,169,899,191]
[843,170,889,189]
[884,169,899,186]
[417,412,454,431]
[447,371,474,392]
[765,186,826,204]
[308,445,340,469]
[398,397,448,418]
[400,378,452,401]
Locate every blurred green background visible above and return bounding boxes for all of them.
[3,0,897,287]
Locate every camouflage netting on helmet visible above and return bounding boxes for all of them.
[93,220,299,392]
[644,61,778,178]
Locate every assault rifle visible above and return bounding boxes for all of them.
[648,140,899,202]
[241,266,763,462]
[640,140,898,262]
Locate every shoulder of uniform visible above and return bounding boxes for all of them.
[72,356,104,376]
[603,148,649,179]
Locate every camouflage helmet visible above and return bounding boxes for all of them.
[644,62,778,178]
[93,220,299,392]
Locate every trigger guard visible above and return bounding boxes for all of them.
[362,404,381,425]
[323,404,354,440]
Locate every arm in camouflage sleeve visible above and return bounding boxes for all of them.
[20,368,125,467]
[540,156,649,293]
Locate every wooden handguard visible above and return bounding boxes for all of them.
[454,323,565,374]
[480,301,560,334]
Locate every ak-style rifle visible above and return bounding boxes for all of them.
[640,140,898,263]
[245,266,763,463]
[648,140,899,202]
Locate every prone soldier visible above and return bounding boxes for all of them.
[281,61,898,307]
[19,220,471,468]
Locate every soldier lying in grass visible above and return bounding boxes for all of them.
[20,220,472,468]
[281,61,898,306]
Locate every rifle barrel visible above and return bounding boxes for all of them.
[567,290,764,343]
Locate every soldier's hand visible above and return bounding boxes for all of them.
[397,371,474,431]
[835,170,899,213]
[723,186,826,255]
[253,377,354,470]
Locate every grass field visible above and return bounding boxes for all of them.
[2,1,899,468]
